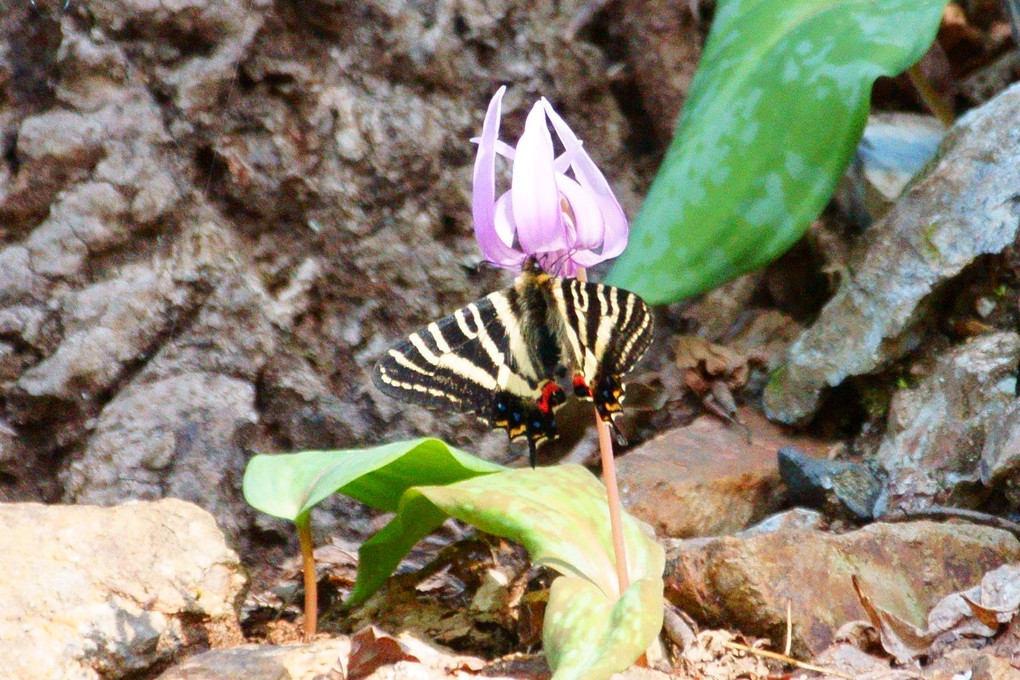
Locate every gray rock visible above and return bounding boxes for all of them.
[734,507,825,537]
[62,373,258,537]
[981,398,1020,508]
[873,332,1020,515]
[778,446,881,520]
[765,82,1020,424]
[0,499,244,680]
[835,113,945,227]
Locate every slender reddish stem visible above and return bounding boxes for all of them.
[596,414,630,594]
[296,512,318,636]
[577,267,630,596]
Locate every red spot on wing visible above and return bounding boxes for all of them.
[572,374,592,398]
[537,381,565,414]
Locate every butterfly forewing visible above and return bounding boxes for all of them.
[372,292,542,415]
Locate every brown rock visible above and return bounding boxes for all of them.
[0,499,245,680]
[665,521,1020,655]
[617,407,831,537]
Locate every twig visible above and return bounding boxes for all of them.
[878,505,1020,539]
[577,267,630,597]
[905,63,954,128]
[723,641,853,679]
[296,513,318,637]
[784,598,792,657]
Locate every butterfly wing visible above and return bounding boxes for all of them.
[372,289,561,462]
[548,278,653,420]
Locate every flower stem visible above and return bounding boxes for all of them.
[577,267,630,597]
[596,413,631,594]
[296,512,318,636]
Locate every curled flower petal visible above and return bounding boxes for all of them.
[472,86,525,267]
[557,174,605,252]
[512,102,566,255]
[493,192,517,249]
[542,98,629,261]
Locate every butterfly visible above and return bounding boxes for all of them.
[372,258,653,465]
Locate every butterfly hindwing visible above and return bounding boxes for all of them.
[550,278,653,420]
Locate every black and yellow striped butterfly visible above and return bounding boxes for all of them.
[373,258,653,465]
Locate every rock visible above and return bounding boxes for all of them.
[665,521,1020,655]
[157,639,351,680]
[616,0,703,144]
[981,398,1020,508]
[765,82,1020,425]
[873,332,1019,515]
[835,113,945,227]
[61,373,259,537]
[0,499,245,680]
[778,447,881,520]
[616,408,831,537]
[735,507,825,537]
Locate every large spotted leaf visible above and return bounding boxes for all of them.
[607,0,948,304]
[363,465,665,679]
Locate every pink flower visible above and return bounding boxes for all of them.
[471,86,629,278]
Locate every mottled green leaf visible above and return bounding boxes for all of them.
[544,576,665,680]
[363,465,666,678]
[608,0,948,304]
[417,465,663,597]
[241,437,504,521]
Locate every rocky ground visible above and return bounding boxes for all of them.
[1,0,1019,678]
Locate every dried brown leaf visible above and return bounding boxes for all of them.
[678,629,771,680]
[675,336,750,387]
[347,626,419,679]
[346,626,487,679]
[852,575,935,664]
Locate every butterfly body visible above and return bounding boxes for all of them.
[373,259,653,465]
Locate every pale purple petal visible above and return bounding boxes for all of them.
[543,98,618,200]
[588,193,628,261]
[472,137,518,159]
[557,174,604,251]
[511,102,567,254]
[542,98,629,262]
[493,192,522,253]
[472,86,523,266]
